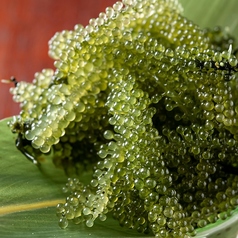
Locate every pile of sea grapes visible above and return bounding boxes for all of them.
[8,0,238,237]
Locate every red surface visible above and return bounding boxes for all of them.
[0,0,117,119]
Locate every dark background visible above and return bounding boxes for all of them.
[0,0,117,119]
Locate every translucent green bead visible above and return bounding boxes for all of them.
[25,130,36,140]
[163,207,173,218]
[86,219,94,227]
[58,217,69,229]
[39,143,51,153]
[103,130,114,140]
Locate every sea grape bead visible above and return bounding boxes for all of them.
[58,217,69,229]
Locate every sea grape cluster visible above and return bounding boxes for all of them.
[8,0,238,237]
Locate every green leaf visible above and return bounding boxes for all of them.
[1,0,238,237]
[180,0,238,40]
